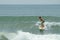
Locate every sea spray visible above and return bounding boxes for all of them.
[10,31,60,40]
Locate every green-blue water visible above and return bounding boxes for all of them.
[0,5,60,40]
[0,5,60,16]
[0,16,60,40]
[0,16,60,33]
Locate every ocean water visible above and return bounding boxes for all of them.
[0,5,60,16]
[0,5,60,40]
[0,16,60,40]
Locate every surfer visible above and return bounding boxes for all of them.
[39,16,45,29]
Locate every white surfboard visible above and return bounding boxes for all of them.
[39,26,45,30]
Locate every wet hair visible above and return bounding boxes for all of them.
[39,16,41,18]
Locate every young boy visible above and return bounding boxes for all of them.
[39,16,45,29]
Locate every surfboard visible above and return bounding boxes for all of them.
[39,26,45,31]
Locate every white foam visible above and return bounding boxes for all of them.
[10,31,60,40]
[35,21,60,26]
[0,32,16,40]
[35,21,60,30]
[1,21,60,40]
[35,21,40,26]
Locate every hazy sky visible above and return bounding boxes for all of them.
[0,0,60,4]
